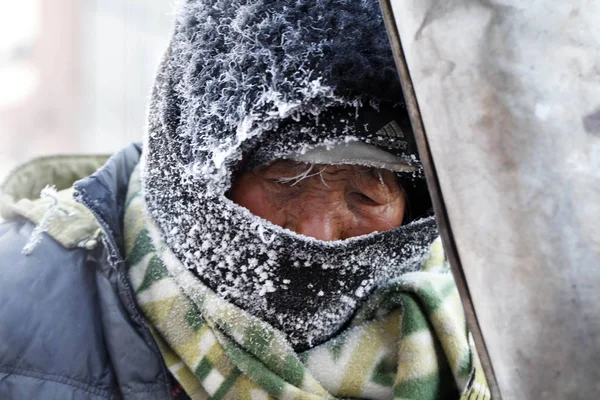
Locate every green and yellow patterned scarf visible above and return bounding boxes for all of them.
[124,165,489,400]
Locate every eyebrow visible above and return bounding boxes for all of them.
[265,161,394,191]
[371,169,388,189]
[275,164,323,186]
[350,165,391,190]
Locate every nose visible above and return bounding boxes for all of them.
[290,196,353,241]
[294,213,342,241]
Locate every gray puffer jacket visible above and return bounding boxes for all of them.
[0,144,173,399]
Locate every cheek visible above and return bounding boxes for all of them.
[229,175,285,225]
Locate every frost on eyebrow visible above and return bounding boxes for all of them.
[266,161,393,190]
[375,170,387,188]
[273,163,320,186]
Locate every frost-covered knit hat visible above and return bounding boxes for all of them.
[142,0,437,350]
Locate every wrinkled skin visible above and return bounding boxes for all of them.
[229,161,405,241]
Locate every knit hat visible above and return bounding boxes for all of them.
[142,0,437,350]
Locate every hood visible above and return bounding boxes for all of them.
[142,0,437,350]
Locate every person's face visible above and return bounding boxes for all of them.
[228,160,406,241]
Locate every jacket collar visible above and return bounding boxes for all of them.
[74,143,142,262]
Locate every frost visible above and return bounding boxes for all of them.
[22,185,77,255]
[141,0,437,350]
[355,287,365,298]
[256,223,276,244]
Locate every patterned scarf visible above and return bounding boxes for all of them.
[124,165,489,400]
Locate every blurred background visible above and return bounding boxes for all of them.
[0,1,175,181]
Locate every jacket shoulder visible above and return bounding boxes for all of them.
[0,154,110,251]
[0,219,117,399]
[2,186,102,251]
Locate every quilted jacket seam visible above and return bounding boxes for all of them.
[0,364,112,398]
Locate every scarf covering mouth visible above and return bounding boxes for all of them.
[125,171,490,399]
[142,150,437,350]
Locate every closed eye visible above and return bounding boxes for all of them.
[349,192,379,206]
